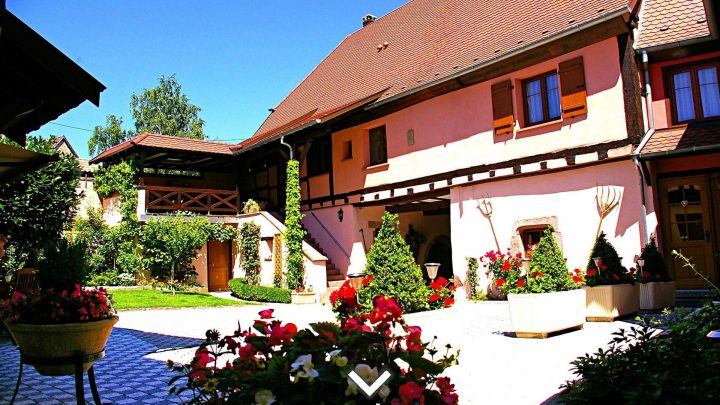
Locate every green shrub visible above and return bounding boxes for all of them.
[87,270,136,287]
[36,238,89,289]
[228,278,291,303]
[466,257,481,300]
[284,159,305,290]
[359,212,430,313]
[561,303,720,403]
[242,199,261,214]
[640,237,670,282]
[586,231,634,286]
[239,221,261,285]
[526,227,579,293]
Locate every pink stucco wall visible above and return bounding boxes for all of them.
[451,160,656,290]
[328,37,627,195]
[647,50,720,130]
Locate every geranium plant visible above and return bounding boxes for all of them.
[585,232,635,286]
[486,227,583,295]
[169,297,460,404]
[1,285,115,324]
[428,277,456,310]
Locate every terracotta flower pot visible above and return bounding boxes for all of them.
[507,288,586,338]
[586,283,639,321]
[4,316,118,376]
[640,281,676,311]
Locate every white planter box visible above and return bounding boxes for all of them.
[507,288,586,338]
[291,291,316,304]
[640,281,676,311]
[586,283,639,321]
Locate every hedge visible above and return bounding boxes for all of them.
[228,278,291,303]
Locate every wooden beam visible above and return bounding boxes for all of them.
[387,200,450,214]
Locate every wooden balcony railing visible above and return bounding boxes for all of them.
[145,185,240,214]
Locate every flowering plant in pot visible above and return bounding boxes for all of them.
[486,227,586,338]
[585,232,639,321]
[0,238,118,376]
[637,238,675,310]
[169,297,460,404]
[428,277,456,310]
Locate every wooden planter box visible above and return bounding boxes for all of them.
[640,281,676,311]
[586,283,639,321]
[291,291,316,304]
[507,288,586,338]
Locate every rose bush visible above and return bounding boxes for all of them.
[169,296,460,404]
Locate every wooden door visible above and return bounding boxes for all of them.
[207,240,230,291]
[659,176,716,288]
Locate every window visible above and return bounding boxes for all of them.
[369,125,387,165]
[342,140,353,160]
[306,135,331,177]
[523,71,561,125]
[670,63,720,123]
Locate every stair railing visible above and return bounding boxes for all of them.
[308,212,351,257]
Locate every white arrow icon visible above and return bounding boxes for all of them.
[347,369,393,399]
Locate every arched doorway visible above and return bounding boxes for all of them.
[424,235,453,281]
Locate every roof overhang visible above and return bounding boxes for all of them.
[0,142,58,182]
[0,8,106,146]
[636,122,720,160]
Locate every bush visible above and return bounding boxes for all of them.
[561,303,720,403]
[36,238,89,290]
[640,237,670,282]
[229,278,291,303]
[359,212,430,313]
[284,159,305,290]
[466,257,481,300]
[87,271,136,287]
[239,222,261,285]
[586,231,634,286]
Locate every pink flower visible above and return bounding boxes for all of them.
[258,309,274,319]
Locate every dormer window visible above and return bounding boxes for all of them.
[670,63,720,124]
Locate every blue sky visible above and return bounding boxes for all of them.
[8,0,407,158]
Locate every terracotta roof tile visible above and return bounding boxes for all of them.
[89,133,234,164]
[247,0,629,147]
[636,0,711,48]
[640,121,720,154]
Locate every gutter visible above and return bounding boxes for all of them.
[369,7,630,109]
[632,49,655,246]
[638,144,720,160]
[235,118,321,155]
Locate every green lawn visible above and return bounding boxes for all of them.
[109,289,249,310]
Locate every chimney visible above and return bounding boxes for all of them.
[362,14,377,27]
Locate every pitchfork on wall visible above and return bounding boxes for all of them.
[594,185,622,242]
[477,196,501,252]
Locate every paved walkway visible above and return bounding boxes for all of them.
[0,301,641,404]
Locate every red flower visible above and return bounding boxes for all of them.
[501,261,511,271]
[535,271,543,278]
[267,322,297,346]
[574,268,581,274]
[258,309,274,319]
[405,325,423,352]
[612,273,620,281]
[429,293,442,302]
[436,377,459,405]
[572,275,583,283]
[448,284,457,291]
[586,269,597,276]
[435,277,448,286]
[398,381,425,405]
[362,275,374,286]
[430,281,443,291]
[496,278,505,287]
[643,271,651,279]
[516,279,526,288]
[600,264,608,271]
[443,297,454,308]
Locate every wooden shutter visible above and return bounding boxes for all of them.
[559,56,587,118]
[491,80,514,135]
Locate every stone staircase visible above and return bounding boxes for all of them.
[301,225,347,301]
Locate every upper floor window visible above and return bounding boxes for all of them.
[523,71,561,125]
[306,135,331,177]
[369,125,387,165]
[670,63,720,123]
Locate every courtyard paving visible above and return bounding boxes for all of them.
[1,301,642,404]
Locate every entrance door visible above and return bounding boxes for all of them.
[659,176,716,288]
[208,240,230,291]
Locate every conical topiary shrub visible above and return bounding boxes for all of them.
[359,212,430,313]
[526,226,578,293]
[639,237,670,282]
[586,231,632,286]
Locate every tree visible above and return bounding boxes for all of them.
[88,114,131,156]
[284,159,305,290]
[239,222,261,285]
[359,212,431,313]
[131,74,205,139]
[0,136,80,267]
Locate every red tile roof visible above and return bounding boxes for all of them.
[640,121,720,155]
[636,0,712,49]
[89,133,234,164]
[244,0,629,149]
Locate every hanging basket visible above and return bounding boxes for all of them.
[4,316,118,376]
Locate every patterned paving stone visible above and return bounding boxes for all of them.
[0,328,201,404]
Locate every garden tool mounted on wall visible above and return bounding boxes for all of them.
[594,185,622,242]
[477,196,501,252]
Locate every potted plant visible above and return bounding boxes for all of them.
[0,238,117,376]
[486,227,586,338]
[638,238,675,310]
[584,232,638,321]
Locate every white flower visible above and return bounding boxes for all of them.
[327,349,348,367]
[290,354,319,382]
[254,389,276,405]
[345,364,379,396]
[378,384,391,401]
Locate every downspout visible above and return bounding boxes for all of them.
[280,136,293,160]
[633,49,655,246]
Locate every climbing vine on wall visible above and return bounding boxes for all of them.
[273,234,283,288]
[94,159,138,221]
[239,221,261,285]
[284,159,305,290]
